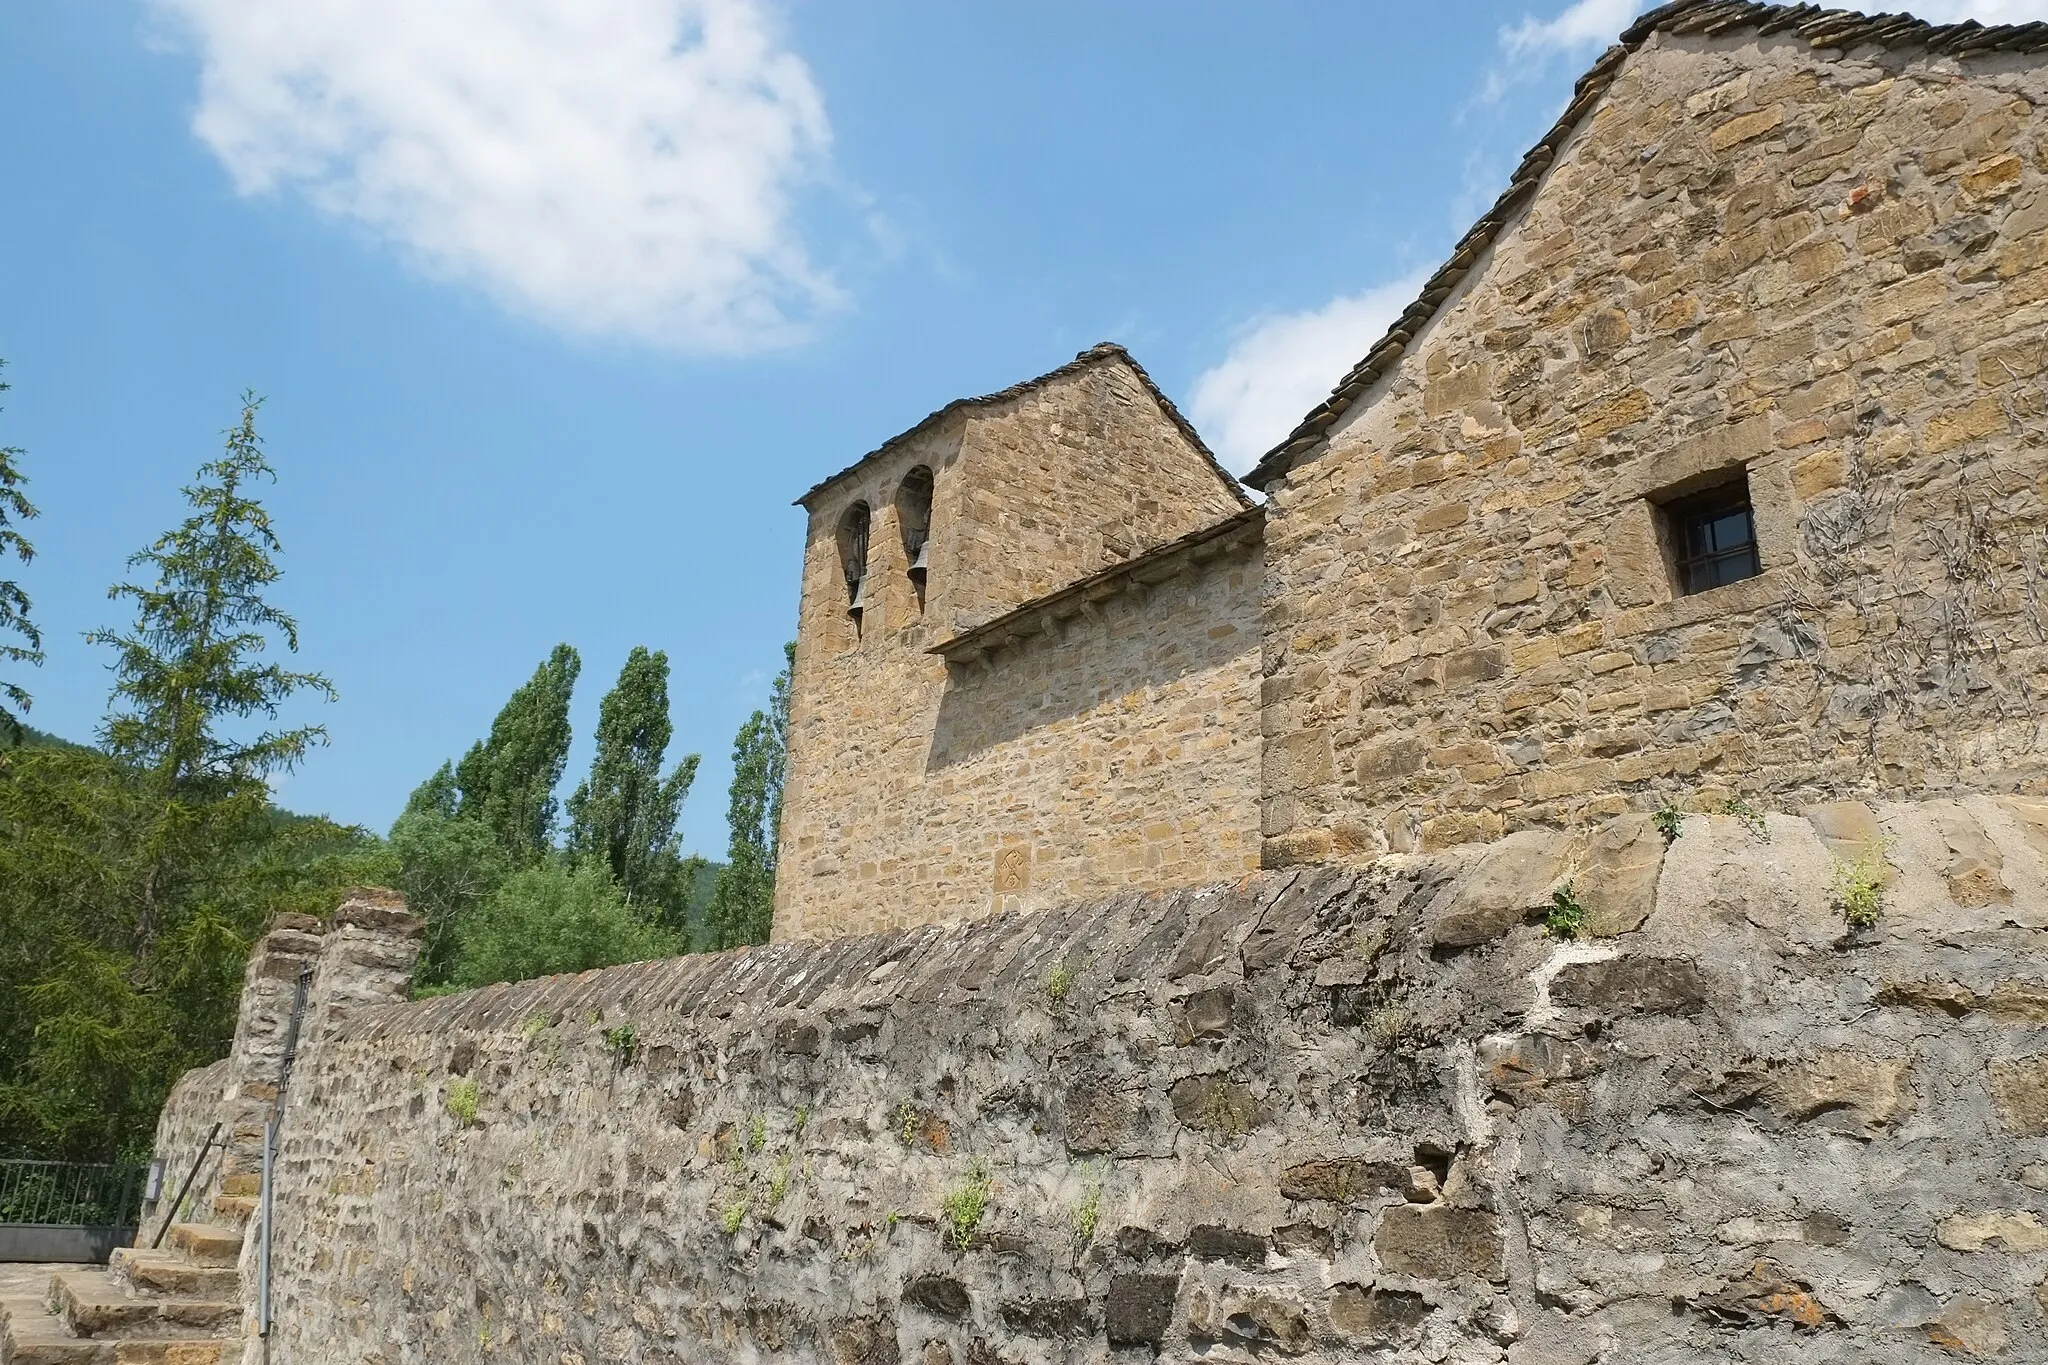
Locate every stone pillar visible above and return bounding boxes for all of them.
[297,889,423,1051]
[213,914,327,1219]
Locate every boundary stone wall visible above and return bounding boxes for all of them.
[209,794,2048,1363]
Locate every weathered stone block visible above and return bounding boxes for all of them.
[902,1277,970,1320]
[1328,1284,1431,1341]
[1188,1285,1312,1355]
[1189,1224,1269,1267]
[1104,1274,1178,1347]
[1764,1051,1915,1133]
[1551,955,1706,1015]
[1431,830,1568,947]
[1373,1206,1506,1282]
[1575,814,1666,936]
[1987,1056,2048,1135]
[1278,1159,1408,1206]
[1937,1211,2048,1254]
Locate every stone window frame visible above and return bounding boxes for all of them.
[1604,420,1798,627]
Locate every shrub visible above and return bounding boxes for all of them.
[449,860,679,989]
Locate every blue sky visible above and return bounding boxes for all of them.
[1,0,2037,854]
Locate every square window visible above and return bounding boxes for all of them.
[1659,474,1761,596]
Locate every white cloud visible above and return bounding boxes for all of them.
[1501,0,1643,60]
[1188,276,1425,476]
[150,0,840,352]
[1503,0,2048,61]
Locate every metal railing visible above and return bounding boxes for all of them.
[0,1159,143,1228]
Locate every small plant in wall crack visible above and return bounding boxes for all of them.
[1833,842,1893,932]
[602,1024,638,1066]
[1071,1165,1105,1245]
[719,1197,748,1235]
[446,1077,480,1128]
[1044,962,1075,1009]
[897,1099,921,1146]
[1722,798,1770,842]
[1651,799,1687,845]
[1546,883,1588,940]
[941,1159,993,1250]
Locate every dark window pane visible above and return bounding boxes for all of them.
[1666,480,1761,597]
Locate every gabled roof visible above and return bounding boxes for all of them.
[796,342,1251,510]
[1243,0,2048,491]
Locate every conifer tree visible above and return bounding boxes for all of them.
[566,646,700,918]
[91,395,333,798]
[455,644,580,863]
[705,643,791,949]
[86,395,335,951]
[0,361,42,742]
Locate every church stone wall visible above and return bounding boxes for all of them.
[914,535,1263,925]
[779,352,1248,940]
[229,795,2048,1363]
[1260,31,2048,863]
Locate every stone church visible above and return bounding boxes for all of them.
[50,8,2048,1365]
[776,0,2048,941]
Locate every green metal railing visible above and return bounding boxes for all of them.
[0,1159,143,1228]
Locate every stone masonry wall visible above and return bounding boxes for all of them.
[1260,29,2048,863]
[236,792,2048,1363]
[136,1058,228,1238]
[915,536,1262,922]
[779,351,1246,940]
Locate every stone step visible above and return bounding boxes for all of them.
[163,1224,241,1268]
[105,1250,238,1300]
[209,1195,256,1224]
[1,1293,97,1365]
[49,1274,237,1342]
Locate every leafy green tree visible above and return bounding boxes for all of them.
[448,860,678,989]
[705,643,791,950]
[0,360,42,742]
[566,646,700,925]
[456,644,579,863]
[389,762,508,986]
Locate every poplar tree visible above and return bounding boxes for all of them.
[455,643,580,862]
[566,646,700,919]
[0,361,42,742]
[705,643,791,949]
